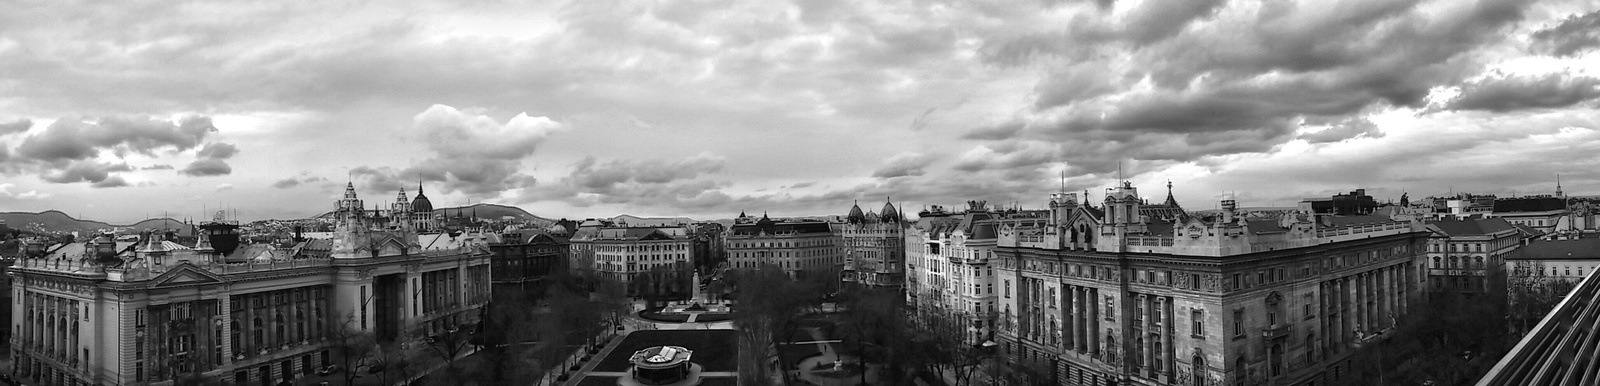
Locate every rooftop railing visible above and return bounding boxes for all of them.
[1477,268,1600,385]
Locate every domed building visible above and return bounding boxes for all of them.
[841,198,908,290]
[410,182,438,233]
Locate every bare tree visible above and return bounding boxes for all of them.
[328,296,379,386]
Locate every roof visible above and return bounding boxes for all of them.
[729,219,833,236]
[1323,214,1396,227]
[1508,238,1600,261]
[1425,217,1516,237]
[1494,197,1565,213]
[1513,223,1546,239]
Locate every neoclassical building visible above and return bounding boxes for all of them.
[725,213,844,280]
[994,182,1428,386]
[8,183,491,386]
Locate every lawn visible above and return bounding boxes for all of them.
[638,309,692,322]
[575,375,620,386]
[779,342,824,369]
[593,330,740,372]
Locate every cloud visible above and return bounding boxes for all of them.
[13,116,216,162]
[1121,0,1227,45]
[1446,74,1600,112]
[366,105,563,196]
[40,161,131,184]
[522,152,729,208]
[872,152,933,179]
[350,166,406,194]
[0,183,51,200]
[179,159,232,177]
[2,115,219,185]
[0,119,31,135]
[178,142,239,177]
[963,120,1026,140]
[1530,10,1600,57]
[1299,117,1384,143]
[216,183,235,192]
[141,164,174,170]
[91,176,130,188]
[269,174,330,190]
[195,142,239,160]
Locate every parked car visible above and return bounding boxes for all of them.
[317,365,342,375]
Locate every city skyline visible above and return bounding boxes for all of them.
[1,0,1597,223]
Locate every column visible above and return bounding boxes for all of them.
[1141,294,1152,374]
[1162,297,1174,378]
[1076,287,1087,352]
[1090,288,1100,356]
[1065,285,1076,351]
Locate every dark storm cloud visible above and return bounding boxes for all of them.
[1446,74,1600,112]
[0,119,31,135]
[179,159,232,177]
[1531,10,1600,57]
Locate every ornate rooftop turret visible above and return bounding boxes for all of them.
[847,201,867,224]
[880,198,900,223]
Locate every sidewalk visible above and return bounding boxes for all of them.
[551,329,631,386]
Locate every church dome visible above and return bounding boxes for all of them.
[846,203,866,224]
[880,201,900,223]
[412,183,434,213]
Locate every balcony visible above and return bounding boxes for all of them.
[1262,324,1292,340]
[1478,268,1600,385]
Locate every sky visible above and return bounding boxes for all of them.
[1,0,1598,223]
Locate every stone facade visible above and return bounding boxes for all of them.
[993,182,1429,386]
[8,183,491,386]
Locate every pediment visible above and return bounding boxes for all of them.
[148,263,226,289]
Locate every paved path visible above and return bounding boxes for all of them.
[553,330,632,386]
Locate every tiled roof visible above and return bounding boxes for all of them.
[1425,217,1516,236]
[1507,238,1600,260]
[1494,197,1566,212]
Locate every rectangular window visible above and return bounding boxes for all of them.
[1105,297,1115,321]
[1191,310,1204,337]
[1004,280,1011,298]
[1233,309,1244,338]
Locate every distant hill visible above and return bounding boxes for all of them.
[610,214,700,227]
[315,203,555,226]
[0,211,193,235]
[437,203,557,227]
[0,211,113,233]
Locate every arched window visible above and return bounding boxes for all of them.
[1236,357,1248,386]
[1193,353,1207,386]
